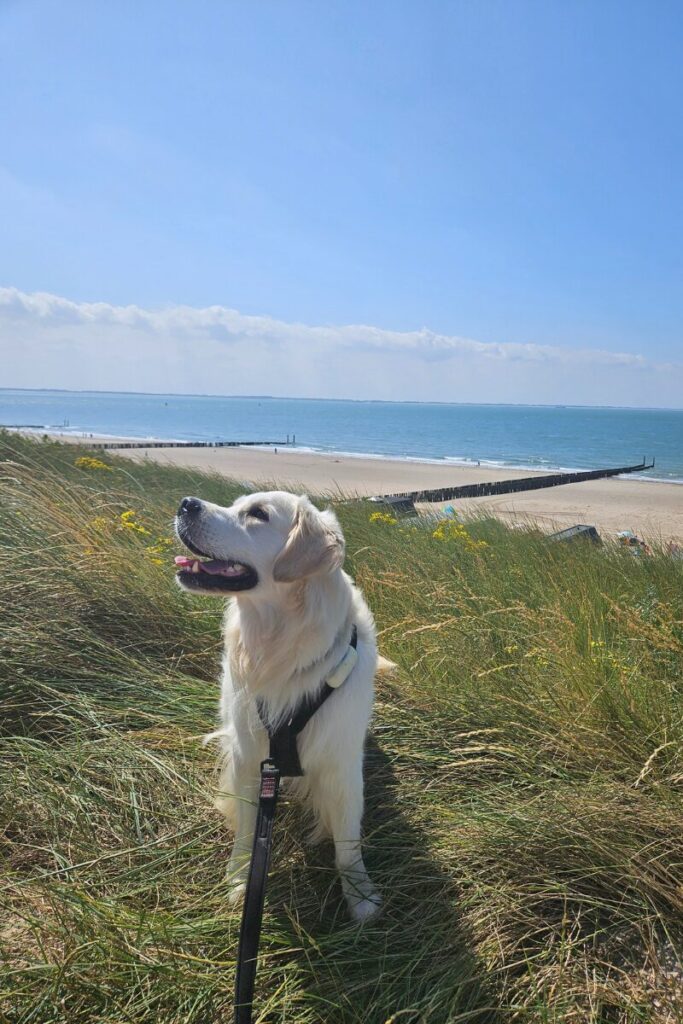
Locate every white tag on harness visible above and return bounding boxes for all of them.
[326,644,358,689]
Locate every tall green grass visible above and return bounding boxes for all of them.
[1,431,682,1023]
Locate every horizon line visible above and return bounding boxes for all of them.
[1,386,681,414]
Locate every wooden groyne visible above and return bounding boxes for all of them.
[374,459,656,505]
[86,439,290,450]
[0,426,296,449]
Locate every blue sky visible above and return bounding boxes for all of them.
[1,0,682,405]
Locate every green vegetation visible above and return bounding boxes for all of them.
[1,431,682,1023]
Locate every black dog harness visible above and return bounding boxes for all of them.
[234,626,358,1024]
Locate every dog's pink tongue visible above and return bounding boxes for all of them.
[174,556,195,568]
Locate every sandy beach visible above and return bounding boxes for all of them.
[55,436,680,543]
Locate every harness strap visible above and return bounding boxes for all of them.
[234,625,358,1024]
[255,625,358,777]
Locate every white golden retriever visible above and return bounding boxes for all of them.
[175,490,381,921]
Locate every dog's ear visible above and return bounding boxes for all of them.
[273,497,345,583]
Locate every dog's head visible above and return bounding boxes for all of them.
[174,490,345,596]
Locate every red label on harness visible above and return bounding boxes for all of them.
[260,774,278,800]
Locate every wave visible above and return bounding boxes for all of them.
[626,474,683,486]
[253,443,681,483]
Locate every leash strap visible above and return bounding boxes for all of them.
[233,625,358,1024]
[234,759,280,1024]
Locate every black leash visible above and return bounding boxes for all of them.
[233,626,358,1024]
[234,758,280,1024]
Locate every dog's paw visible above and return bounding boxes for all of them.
[348,893,382,924]
[225,856,249,905]
[227,879,247,906]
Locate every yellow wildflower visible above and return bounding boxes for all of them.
[148,536,174,555]
[432,519,488,551]
[369,511,398,525]
[75,456,112,472]
[118,509,151,536]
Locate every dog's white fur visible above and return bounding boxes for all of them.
[177,490,381,921]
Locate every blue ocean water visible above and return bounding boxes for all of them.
[1,389,682,482]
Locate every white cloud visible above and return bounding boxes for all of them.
[0,286,679,407]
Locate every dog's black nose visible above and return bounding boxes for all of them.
[178,496,202,518]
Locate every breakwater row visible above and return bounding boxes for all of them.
[378,459,656,504]
[86,438,291,450]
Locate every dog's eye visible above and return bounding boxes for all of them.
[248,506,269,522]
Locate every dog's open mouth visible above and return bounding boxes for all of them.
[174,554,258,592]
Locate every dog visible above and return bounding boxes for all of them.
[175,490,381,922]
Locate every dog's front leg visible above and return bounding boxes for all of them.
[315,764,381,923]
[224,747,261,903]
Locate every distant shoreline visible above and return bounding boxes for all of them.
[10,426,682,486]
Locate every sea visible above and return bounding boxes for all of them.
[1,389,682,483]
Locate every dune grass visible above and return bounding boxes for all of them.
[1,430,682,1023]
